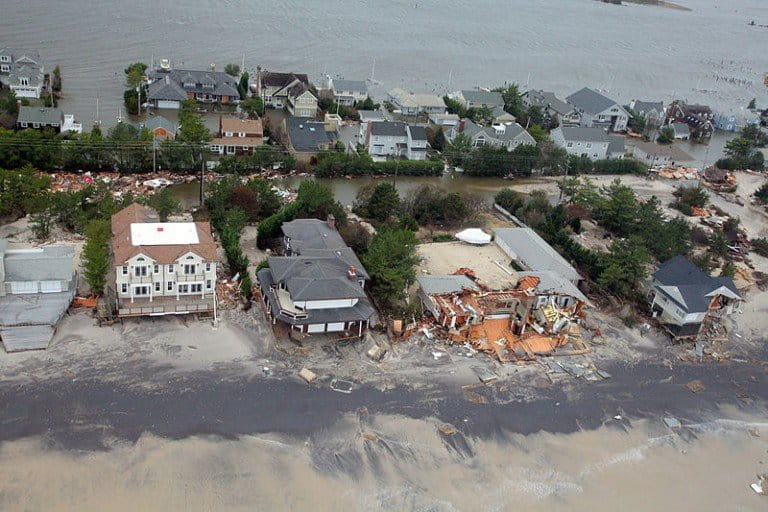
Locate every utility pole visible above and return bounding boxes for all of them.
[199,147,206,206]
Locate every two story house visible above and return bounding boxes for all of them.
[283,116,336,162]
[550,126,613,160]
[255,71,317,115]
[210,116,264,155]
[0,48,46,99]
[146,66,240,109]
[111,204,218,318]
[566,87,629,132]
[387,88,446,115]
[449,119,536,152]
[650,255,742,340]
[629,100,665,128]
[257,216,374,337]
[0,239,75,351]
[329,79,368,106]
[365,121,429,160]
[521,89,581,126]
[664,102,715,140]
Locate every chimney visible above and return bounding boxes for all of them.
[210,62,216,72]
[347,265,357,280]
[458,119,465,132]
[326,214,336,230]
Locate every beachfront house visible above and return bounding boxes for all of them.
[283,116,335,162]
[629,100,665,127]
[664,102,714,140]
[0,239,76,352]
[257,217,375,337]
[649,255,742,340]
[255,71,317,117]
[454,89,504,110]
[0,48,46,99]
[140,115,177,141]
[671,122,691,140]
[329,79,368,106]
[387,88,446,115]
[494,227,582,286]
[521,90,581,127]
[146,66,240,109]
[449,119,536,152]
[110,204,218,318]
[365,121,428,160]
[550,126,613,160]
[566,87,628,132]
[209,116,264,155]
[358,110,385,139]
[15,105,81,134]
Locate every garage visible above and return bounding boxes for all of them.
[40,281,63,293]
[157,100,180,109]
[10,281,37,294]
[326,322,345,333]
[307,324,325,333]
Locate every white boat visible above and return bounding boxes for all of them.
[142,178,174,189]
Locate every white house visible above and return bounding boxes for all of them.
[365,121,428,160]
[111,204,218,318]
[357,110,385,139]
[329,79,368,106]
[551,126,612,160]
[0,48,45,99]
[387,88,446,115]
[450,119,536,152]
[566,87,629,132]
[628,140,693,167]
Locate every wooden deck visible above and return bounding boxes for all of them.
[117,295,214,317]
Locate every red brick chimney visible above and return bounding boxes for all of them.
[347,265,357,280]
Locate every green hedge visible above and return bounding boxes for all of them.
[256,201,301,249]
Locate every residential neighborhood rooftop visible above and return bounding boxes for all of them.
[495,227,582,283]
[652,255,741,314]
[460,89,504,106]
[557,126,611,142]
[566,87,619,115]
[284,117,332,152]
[17,106,62,125]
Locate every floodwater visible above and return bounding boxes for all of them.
[2,0,768,130]
[0,414,765,511]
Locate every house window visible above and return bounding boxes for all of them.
[0,55,10,62]
[586,143,592,148]
[122,266,128,275]
[134,285,150,296]
[167,281,174,291]
[20,122,27,127]
[225,131,233,137]
[19,77,29,86]
[206,280,212,289]
[183,264,196,275]
[226,145,235,154]
[191,283,202,293]
[154,282,161,292]
[153,264,159,274]
[205,263,211,272]
[168,264,174,273]
[0,64,9,72]
[32,122,39,128]
[134,266,147,277]
[121,283,127,293]
[566,142,573,148]
[238,132,245,137]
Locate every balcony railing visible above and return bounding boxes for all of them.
[177,274,205,282]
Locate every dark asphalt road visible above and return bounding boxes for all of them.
[0,358,766,450]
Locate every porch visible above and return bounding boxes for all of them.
[117,294,214,317]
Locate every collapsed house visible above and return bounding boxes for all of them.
[416,270,591,362]
[0,240,76,351]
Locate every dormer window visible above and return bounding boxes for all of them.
[238,132,245,137]
[224,131,233,137]
[19,77,29,86]
[0,55,10,62]
[0,64,9,73]
[183,82,194,88]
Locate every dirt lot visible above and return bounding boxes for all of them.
[416,241,516,290]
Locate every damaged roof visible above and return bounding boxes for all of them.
[517,271,593,307]
[653,255,741,313]
[495,228,582,283]
[417,275,479,295]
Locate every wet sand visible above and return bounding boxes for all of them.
[0,413,765,511]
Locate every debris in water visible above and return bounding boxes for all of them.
[438,424,458,436]
[299,368,317,383]
[366,344,387,361]
[663,417,682,429]
[686,379,705,393]
[330,379,354,394]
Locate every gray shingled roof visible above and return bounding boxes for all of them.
[370,121,407,137]
[566,87,619,115]
[416,275,479,295]
[461,90,504,107]
[257,268,374,326]
[17,106,62,125]
[141,115,177,134]
[524,90,573,115]
[266,256,369,300]
[407,125,427,141]
[285,117,332,152]
[2,245,74,282]
[672,122,690,137]
[558,126,611,143]
[147,69,239,98]
[282,219,346,251]
[495,228,581,283]
[632,101,663,115]
[146,75,187,101]
[333,79,367,95]
[608,135,625,155]
[358,110,385,122]
[653,255,741,314]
